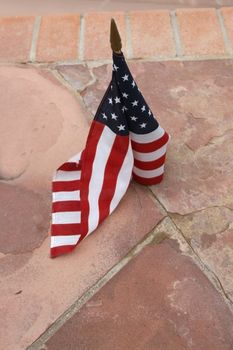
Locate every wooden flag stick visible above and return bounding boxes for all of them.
[110,18,122,53]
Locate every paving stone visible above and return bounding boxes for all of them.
[130,10,176,58]
[172,207,233,301]
[36,15,80,62]
[0,184,164,350]
[0,65,89,192]
[0,16,34,62]
[177,8,225,56]
[221,7,233,50]
[56,64,93,91]
[82,59,233,214]
[46,230,233,350]
[84,12,126,60]
[0,182,49,254]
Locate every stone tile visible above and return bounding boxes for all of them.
[56,64,93,91]
[36,15,80,62]
[0,183,49,254]
[221,7,233,50]
[0,65,89,191]
[84,12,126,60]
[0,184,164,350]
[82,60,233,214]
[0,16,34,62]
[177,8,225,56]
[46,226,233,350]
[172,207,233,301]
[130,10,176,58]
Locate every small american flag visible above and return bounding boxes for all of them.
[50,52,169,258]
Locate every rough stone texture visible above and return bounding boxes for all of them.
[46,224,233,350]
[56,64,93,91]
[82,59,233,214]
[0,182,49,254]
[172,207,233,300]
[36,15,80,62]
[130,10,176,58]
[83,12,126,60]
[177,8,226,56]
[221,7,233,49]
[0,16,34,62]
[0,65,89,191]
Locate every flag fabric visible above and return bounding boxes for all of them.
[50,51,169,258]
[112,52,169,185]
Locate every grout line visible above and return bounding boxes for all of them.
[29,16,41,62]
[170,10,183,57]
[216,8,233,55]
[79,14,85,61]
[26,218,166,350]
[125,12,133,59]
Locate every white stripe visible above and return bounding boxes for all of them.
[68,151,82,163]
[130,126,164,143]
[110,144,134,213]
[133,143,168,162]
[52,190,80,202]
[88,126,116,234]
[51,235,81,248]
[133,164,164,178]
[54,170,81,182]
[52,211,81,224]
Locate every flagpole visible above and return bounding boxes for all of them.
[110,18,122,53]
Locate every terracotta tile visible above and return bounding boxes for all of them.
[0,16,34,62]
[177,8,225,56]
[84,12,126,60]
[36,15,80,62]
[130,10,176,58]
[46,238,233,350]
[221,7,233,50]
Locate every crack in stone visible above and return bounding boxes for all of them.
[147,188,233,311]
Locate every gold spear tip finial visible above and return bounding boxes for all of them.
[110,18,122,53]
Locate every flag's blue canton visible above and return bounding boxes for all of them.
[95,77,129,136]
[95,52,158,136]
[113,52,158,134]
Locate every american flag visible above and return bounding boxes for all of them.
[50,52,169,258]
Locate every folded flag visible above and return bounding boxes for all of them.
[50,19,169,258]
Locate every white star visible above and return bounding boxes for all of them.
[122,92,128,98]
[140,123,147,128]
[114,96,121,104]
[102,113,107,119]
[130,116,138,121]
[111,113,118,120]
[122,74,129,81]
[117,124,126,131]
[122,106,128,112]
[132,80,136,87]
[141,105,146,112]
[108,97,113,105]
[113,64,119,71]
[132,100,138,107]
[148,110,152,116]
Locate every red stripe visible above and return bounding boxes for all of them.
[98,135,129,225]
[132,173,164,186]
[58,162,82,171]
[51,245,76,258]
[52,180,81,192]
[131,132,169,153]
[51,223,81,236]
[134,153,166,170]
[52,201,81,213]
[80,121,105,237]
